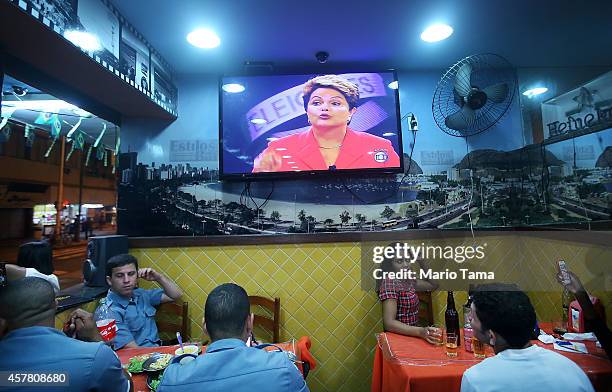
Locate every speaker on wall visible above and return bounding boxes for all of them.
[82,235,129,287]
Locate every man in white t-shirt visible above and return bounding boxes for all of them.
[461,283,594,392]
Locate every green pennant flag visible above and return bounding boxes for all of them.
[25,125,35,147]
[51,115,62,138]
[96,145,105,160]
[0,124,10,143]
[35,112,54,125]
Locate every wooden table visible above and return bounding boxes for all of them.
[118,337,313,392]
[371,329,612,392]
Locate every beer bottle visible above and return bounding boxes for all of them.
[445,291,460,346]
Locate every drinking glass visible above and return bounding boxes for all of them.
[472,337,486,359]
[445,332,458,357]
[429,325,443,346]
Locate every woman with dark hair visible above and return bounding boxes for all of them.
[17,241,54,275]
[252,74,400,172]
[377,243,439,343]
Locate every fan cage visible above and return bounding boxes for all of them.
[432,53,517,137]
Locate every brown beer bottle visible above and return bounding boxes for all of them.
[445,291,461,346]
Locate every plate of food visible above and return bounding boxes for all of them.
[127,353,155,373]
[147,372,164,392]
[142,353,174,372]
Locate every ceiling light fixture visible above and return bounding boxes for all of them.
[420,24,453,42]
[222,83,245,93]
[187,28,221,48]
[64,30,102,51]
[522,87,548,98]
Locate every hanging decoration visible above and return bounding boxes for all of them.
[86,123,106,166]
[43,114,62,158]
[65,130,86,162]
[96,144,105,161]
[0,124,11,143]
[24,124,35,147]
[0,108,17,143]
[112,127,120,174]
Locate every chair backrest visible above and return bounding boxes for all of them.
[248,296,280,343]
[416,291,434,326]
[17,241,53,274]
[155,301,189,344]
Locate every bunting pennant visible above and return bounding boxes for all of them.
[96,145,105,160]
[86,123,106,166]
[65,130,86,162]
[24,124,35,147]
[65,118,82,139]
[0,124,11,143]
[43,114,62,158]
[0,107,17,130]
[34,112,54,125]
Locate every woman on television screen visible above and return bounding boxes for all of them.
[252,74,400,173]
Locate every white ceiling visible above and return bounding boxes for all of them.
[110,0,612,75]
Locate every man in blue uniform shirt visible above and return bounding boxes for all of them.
[158,283,309,392]
[0,277,129,392]
[104,254,182,349]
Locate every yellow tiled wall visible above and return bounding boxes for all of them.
[132,233,611,392]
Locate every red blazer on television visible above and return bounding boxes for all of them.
[253,128,401,172]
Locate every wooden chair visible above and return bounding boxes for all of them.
[248,296,280,343]
[416,291,434,326]
[155,301,189,345]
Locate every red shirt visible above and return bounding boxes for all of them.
[378,278,420,326]
[253,128,401,172]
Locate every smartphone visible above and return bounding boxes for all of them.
[558,260,570,285]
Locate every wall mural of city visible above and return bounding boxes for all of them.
[117,70,612,237]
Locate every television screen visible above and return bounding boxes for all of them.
[219,71,404,179]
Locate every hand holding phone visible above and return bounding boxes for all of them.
[558,260,571,285]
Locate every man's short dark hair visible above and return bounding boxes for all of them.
[0,277,55,328]
[472,283,536,348]
[205,283,250,341]
[105,254,138,277]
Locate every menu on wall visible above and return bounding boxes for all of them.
[119,26,150,92]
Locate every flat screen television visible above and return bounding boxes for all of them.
[219,70,404,179]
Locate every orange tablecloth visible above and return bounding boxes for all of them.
[372,328,612,392]
[118,337,313,392]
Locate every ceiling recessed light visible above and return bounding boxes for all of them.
[388,81,399,90]
[187,29,220,48]
[420,24,453,43]
[64,30,101,51]
[522,87,548,98]
[222,83,245,93]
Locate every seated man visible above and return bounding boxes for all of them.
[158,283,309,392]
[104,254,182,349]
[0,277,129,392]
[461,283,594,392]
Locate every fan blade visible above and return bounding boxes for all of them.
[445,106,475,130]
[454,63,472,97]
[482,83,508,103]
